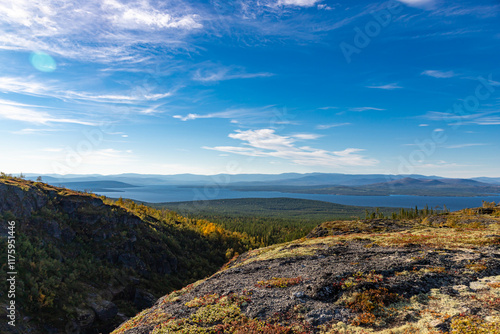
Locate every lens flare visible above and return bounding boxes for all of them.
[30,51,57,72]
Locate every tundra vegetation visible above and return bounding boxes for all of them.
[113,201,500,334]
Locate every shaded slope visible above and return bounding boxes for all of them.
[0,177,247,334]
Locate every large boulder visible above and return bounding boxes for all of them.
[87,294,118,322]
[134,289,157,310]
[75,307,96,328]
[118,253,148,275]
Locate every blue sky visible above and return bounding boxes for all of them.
[0,0,499,177]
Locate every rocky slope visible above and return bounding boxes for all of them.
[0,177,245,334]
[112,205,500,333]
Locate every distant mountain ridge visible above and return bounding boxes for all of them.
[54,181,138,192]
[228,177,500,197]
[23,173,500,198]
[26,172,491,187]
[377,177,490,187]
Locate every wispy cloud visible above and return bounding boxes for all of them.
[430,4,500,18]
[173,106,280,123]
[0,0,363,65]
[208,0,371,44]
[291,133,322,140]
[421,111,500,125]
[0,76,173,104]
[316,122,351,130]
[422,70,456,78]
[0,77,49,97]
[192,64,274,83]
[445,143,487,149]
[11,128,61,135]
[0,103,96,126]
[278,0,322,7]
[348,107,385,112]
[103,0,202,30]
[204,128,378,167]
[64,90,174,103]
[468,116,500,125]
[0,0,204,63]
[397,0,435,9]
[366,83,403,90]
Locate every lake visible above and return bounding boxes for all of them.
[95,185,500,211]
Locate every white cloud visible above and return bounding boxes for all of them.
[0,77,48,96]
[421,110,500,125]
[173,113,199,121]
[0,0,204,63]
[0,99,96,125]
[316,122,351,130]
[445,143,486,149]
[0,104,95,126]
[103,0,202,30]
[469,116,500,125]
[192,65,274,83]
[366,83,403,90]
[278,0,322,7]
[0,76,173,104]
[173,106,279,123]
[0,0,369,64]
[349,107,385,112]
[422,70,456,78]
[204,128,378,167]
[430,4,500,18]
[292,133,321,140]
[317,4,333,10]
[64,90,173,103]
[397,0,435,8]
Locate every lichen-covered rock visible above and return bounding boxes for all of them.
[112,212,500,334]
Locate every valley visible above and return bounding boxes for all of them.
[1,175,499,333]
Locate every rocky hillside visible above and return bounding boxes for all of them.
[0,177,247,334]
[112,205,500,333]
